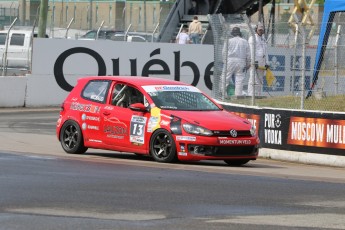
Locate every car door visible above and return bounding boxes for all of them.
[78,80,111,144]
[101,82,150,151]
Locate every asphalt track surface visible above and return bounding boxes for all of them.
[0,108,344,230]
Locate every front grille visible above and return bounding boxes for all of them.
[212,130,252,137]
[188,145,257,156]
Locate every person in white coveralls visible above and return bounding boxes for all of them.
[248,23,269,96]
[222,26,251,97]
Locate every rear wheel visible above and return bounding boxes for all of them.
[150,129,177,163]
[224,159,250,166]
[60,120,88,154]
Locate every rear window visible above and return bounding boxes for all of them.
[82,80,111,103]
[10,33,25,46]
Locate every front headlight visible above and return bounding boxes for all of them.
[250,125,256,137]
[183,123,213,136]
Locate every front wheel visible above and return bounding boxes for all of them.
[60,120,88,154]
[224,159,250,166]
[150,129,177,163]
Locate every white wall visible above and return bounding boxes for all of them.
[0,76,27,107]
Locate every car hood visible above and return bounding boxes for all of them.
[164,110,251,130]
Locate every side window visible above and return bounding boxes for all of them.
[98,31,106,39]
[10,33,25,46]
[85,31,96,39]
[82,80,110,103]
[111,84,144,108]
[0,33,7,45]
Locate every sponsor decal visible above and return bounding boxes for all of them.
[87,125,99,130]
[89,139,102,143]
[147,116,159,133]
[104,106,114,110]
[264,113,282,145]
[82,113,100,122]
[70,102,100,113]
[218,139,252,145]
[149,107,162,132]
[90,95,104,101]
[142,85,200,93]
[104,116,127,126]
[82,122,99,130]
[160,120,170,126]
[160,105,177,109]
[104,125,127,135]
[176,136,196,141]
[288,117,345,149]
[154,85,191,91]
[106,134,125,140]
[160,114,172,120]
[132,142,143,146]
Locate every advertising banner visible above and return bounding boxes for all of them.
[222,104,345,156]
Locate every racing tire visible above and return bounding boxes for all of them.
[224,159,250,166]
[60,120,88,154]
[150,129,177,163]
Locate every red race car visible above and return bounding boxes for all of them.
[56,76,259,166]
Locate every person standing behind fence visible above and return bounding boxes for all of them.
[248,23,269,96]
[188,16,203,44]
[222,27,251,97]
[176,27,190,44]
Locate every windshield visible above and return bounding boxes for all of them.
[142,85,220,111]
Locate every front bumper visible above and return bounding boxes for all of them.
[175,135,259,161]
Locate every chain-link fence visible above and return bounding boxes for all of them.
[210,12,345,112]
[0,5,19,29]
[1,1,175,40]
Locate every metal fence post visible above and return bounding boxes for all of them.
[292,24,298,95]
[2,17,17,77]
[246,17,256,106]
[300,22,306,110]
[334,25,341,95]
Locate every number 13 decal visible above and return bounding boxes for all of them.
[132,123,144,136]
[130,115,147,144]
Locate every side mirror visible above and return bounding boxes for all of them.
[129,103,148,112]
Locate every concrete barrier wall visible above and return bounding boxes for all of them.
[25,74,72,107]
[0,76,27,107]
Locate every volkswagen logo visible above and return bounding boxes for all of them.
[229,129,237,137]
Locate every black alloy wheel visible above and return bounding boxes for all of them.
[150,129,177,163]
[60,120,88,154]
